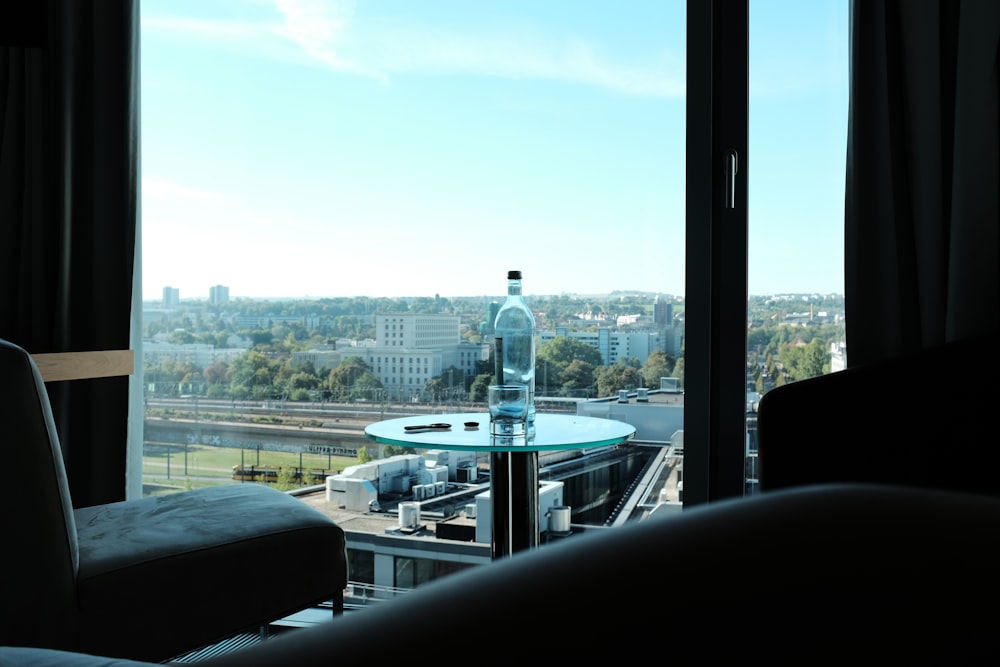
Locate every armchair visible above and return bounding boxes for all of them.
[757,331,1000,496]
[0,338,347,662]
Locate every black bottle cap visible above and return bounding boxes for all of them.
[507,270,522,279]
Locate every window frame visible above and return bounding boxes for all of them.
[683,0,749,506]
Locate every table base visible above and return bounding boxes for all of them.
[489,450,539,559]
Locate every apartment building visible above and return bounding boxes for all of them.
[538,327,661,365]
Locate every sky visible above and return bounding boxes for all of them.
[140,0,848,301]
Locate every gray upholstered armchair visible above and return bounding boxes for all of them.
[0,338,347,662]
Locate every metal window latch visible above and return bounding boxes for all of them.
[725,149,738,209]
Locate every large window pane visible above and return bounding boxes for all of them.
[140,0,686,548]
[746,0,849,493]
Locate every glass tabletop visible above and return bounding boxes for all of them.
[364,412,635,452]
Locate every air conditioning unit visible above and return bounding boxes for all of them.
[412,485,425,501]
[398,502,420,530]
[435,481,446,496]
[618,390,629,403]
[637,388,649,402]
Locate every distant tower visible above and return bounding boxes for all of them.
[163,286,180,306]
[209,284,230,305]
[486,301,501,334]
[654,296,672,326]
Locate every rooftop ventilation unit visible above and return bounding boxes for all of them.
[549,505,572,534]
[398,502,420,530]
[660,377,680,392]
[636,388,649,402]
[412,485,426,501]
[618,390,629,403]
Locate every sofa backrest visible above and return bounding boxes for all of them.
[757,331,1000,496]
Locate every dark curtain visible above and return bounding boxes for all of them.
[845,0,1000,368]
[0,1,139,506]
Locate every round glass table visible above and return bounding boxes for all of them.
[365,412,636,558]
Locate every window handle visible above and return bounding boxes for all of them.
[725,149,738,209]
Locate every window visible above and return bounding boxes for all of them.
[683,0,847,504]
[141,0,687,497]
[744,0,849,495]
[140,0,845,540]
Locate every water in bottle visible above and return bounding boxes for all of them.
[494,270,536,424]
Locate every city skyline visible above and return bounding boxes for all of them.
[146,283,842,302]
[141,1,848,301]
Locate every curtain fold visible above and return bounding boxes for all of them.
[0,0,139,506]
[845,0,1000,368]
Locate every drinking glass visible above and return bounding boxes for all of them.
[488,384,528,436]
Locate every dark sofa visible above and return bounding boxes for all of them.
[3,482,1000,665]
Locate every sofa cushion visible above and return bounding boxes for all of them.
[74,484,345,662]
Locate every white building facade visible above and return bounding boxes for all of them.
[295,314,489,401]
[538,328,661,365]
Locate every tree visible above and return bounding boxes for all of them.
[537,336,603,396]
[206,383,229,398]
[275,466,299,491]
[641,349,674,388]
[228,350,275,399]
[179,370,202,393]
[288,371,319,393]
[203,361,228,385]
[594,359,642,397]
[426,366,465,402]
[561,359,596,395]
[671,356,685,388]
[469,373,493,403]
[798,339,828,380]
[538,336,603,368]
[168,330,195,345]
[424,375,447,399]
[353,371,384,398]
[382,444,416,457]
[328,357,370,399]
[535,357,559,394]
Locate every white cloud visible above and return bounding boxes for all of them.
[271,0,387,82]
[268,0,683,97]
[144,2,682,97]
[353,23,684,98]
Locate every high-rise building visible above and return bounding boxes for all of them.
[209,284,230,305]
[162,286,180,306]
[654,296,673,326]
